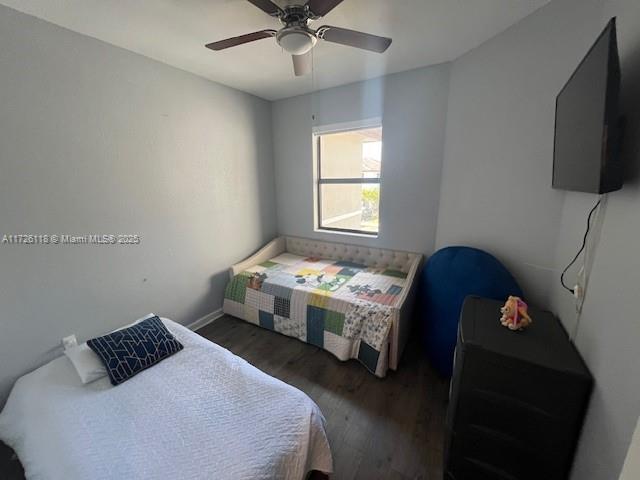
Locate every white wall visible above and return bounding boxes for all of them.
[3,1,639,477]
[619,417,640,480]
[436,0,604,308]
[0,6,276,404]
[437,0,640,478]
[272,65,451,255]
[550,1,640,478]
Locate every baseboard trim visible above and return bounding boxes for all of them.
[186,308,224,332]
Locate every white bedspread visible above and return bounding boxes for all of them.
[0,319,332,480]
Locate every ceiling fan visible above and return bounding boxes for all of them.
[205,0,392,76]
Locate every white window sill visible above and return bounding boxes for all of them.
[314,228,379,239]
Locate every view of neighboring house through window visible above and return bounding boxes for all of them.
[315,126,382,235]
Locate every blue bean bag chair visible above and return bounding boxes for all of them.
[420,246,523,377]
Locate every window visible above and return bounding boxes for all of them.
[315,125,382,236]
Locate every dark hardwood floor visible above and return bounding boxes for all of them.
[198,316,449,480]
[0,316,449,480]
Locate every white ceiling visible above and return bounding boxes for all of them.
[0,0,549,100]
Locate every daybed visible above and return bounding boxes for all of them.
[223,236,423,377]
[0,318,332,480]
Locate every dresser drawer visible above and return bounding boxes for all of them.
[447,427,561,480]
[458,346,591,420]
[452,389,574,456]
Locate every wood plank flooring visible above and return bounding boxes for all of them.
[198,316,449,480]
[0,316,449,480]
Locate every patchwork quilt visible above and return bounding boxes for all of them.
[223,253,408,377]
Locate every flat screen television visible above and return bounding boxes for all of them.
[553,18,623,194]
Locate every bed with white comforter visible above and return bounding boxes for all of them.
[0,319,332,480]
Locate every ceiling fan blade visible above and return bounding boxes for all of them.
[292,52,312,76]
[205,30,277,51]
[306,0,345,17]
[317,26,392,53]
[246,0,282,16]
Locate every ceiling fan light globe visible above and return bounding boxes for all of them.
[276,29,316,55]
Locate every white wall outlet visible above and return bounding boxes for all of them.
[573,284,583,300]
[62,334,78,350]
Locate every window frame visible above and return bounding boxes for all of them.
[313,120,382,237]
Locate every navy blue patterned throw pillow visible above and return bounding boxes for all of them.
[87,316,183,385]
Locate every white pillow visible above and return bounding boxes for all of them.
[64,313,157,384]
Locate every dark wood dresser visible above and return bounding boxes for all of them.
[444,296,593,480]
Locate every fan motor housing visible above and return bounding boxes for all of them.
[280,4,309,23]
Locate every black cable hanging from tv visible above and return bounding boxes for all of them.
[560,199,601,295]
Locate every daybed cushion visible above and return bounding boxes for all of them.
[0,318,333,480]
[224,253,408,377]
